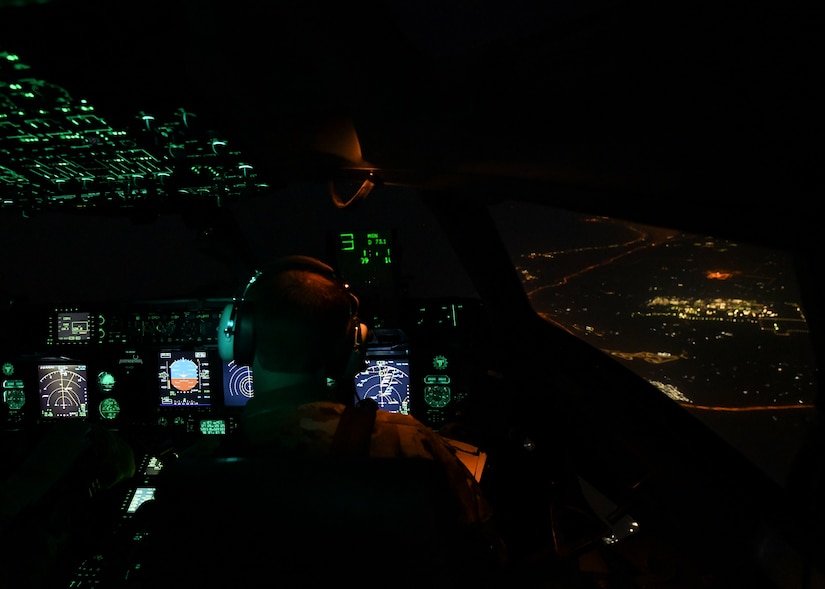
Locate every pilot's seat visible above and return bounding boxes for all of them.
[127,402,504,587]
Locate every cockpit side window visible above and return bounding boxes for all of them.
[489,199,819,487]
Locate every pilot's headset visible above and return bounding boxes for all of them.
[217,255,368,380]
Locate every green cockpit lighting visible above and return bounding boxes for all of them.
[0,52,265,213]
[98,397,121,420]
[97,371,116,393]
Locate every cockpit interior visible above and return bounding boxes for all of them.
[1,1,823,587]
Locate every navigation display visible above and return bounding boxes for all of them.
[38,363,88,419]
[353,356,411,414]
[223,360,254,407]
[158,349,212,407]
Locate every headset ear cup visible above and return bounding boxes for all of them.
[340,321,369,378]
[233,300,255,366]
[217,302,236,362]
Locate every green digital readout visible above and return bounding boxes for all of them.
[333,229,396,291]
[339,231,391,263]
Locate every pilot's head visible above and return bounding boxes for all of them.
[218,256,367,390]
[245,257,364,377]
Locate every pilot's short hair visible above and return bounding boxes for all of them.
[246,266,356,374]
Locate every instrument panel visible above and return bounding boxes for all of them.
[0,294,497,586]
[43,301,229,347]
[1,297,492,433]
[1,299,230,431]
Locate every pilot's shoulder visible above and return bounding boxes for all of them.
[373,408,434,431]
[372,410,462,458]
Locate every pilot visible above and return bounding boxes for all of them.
[131,255,507,587]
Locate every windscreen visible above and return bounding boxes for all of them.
[489,200,819,486]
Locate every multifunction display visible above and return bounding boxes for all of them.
[158,349,212,407]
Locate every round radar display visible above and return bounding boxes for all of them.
[225,361,254,405]
[4,387,25,410]
[99,397,121,420]
[97,371,116,393]
[424,385,451,408]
